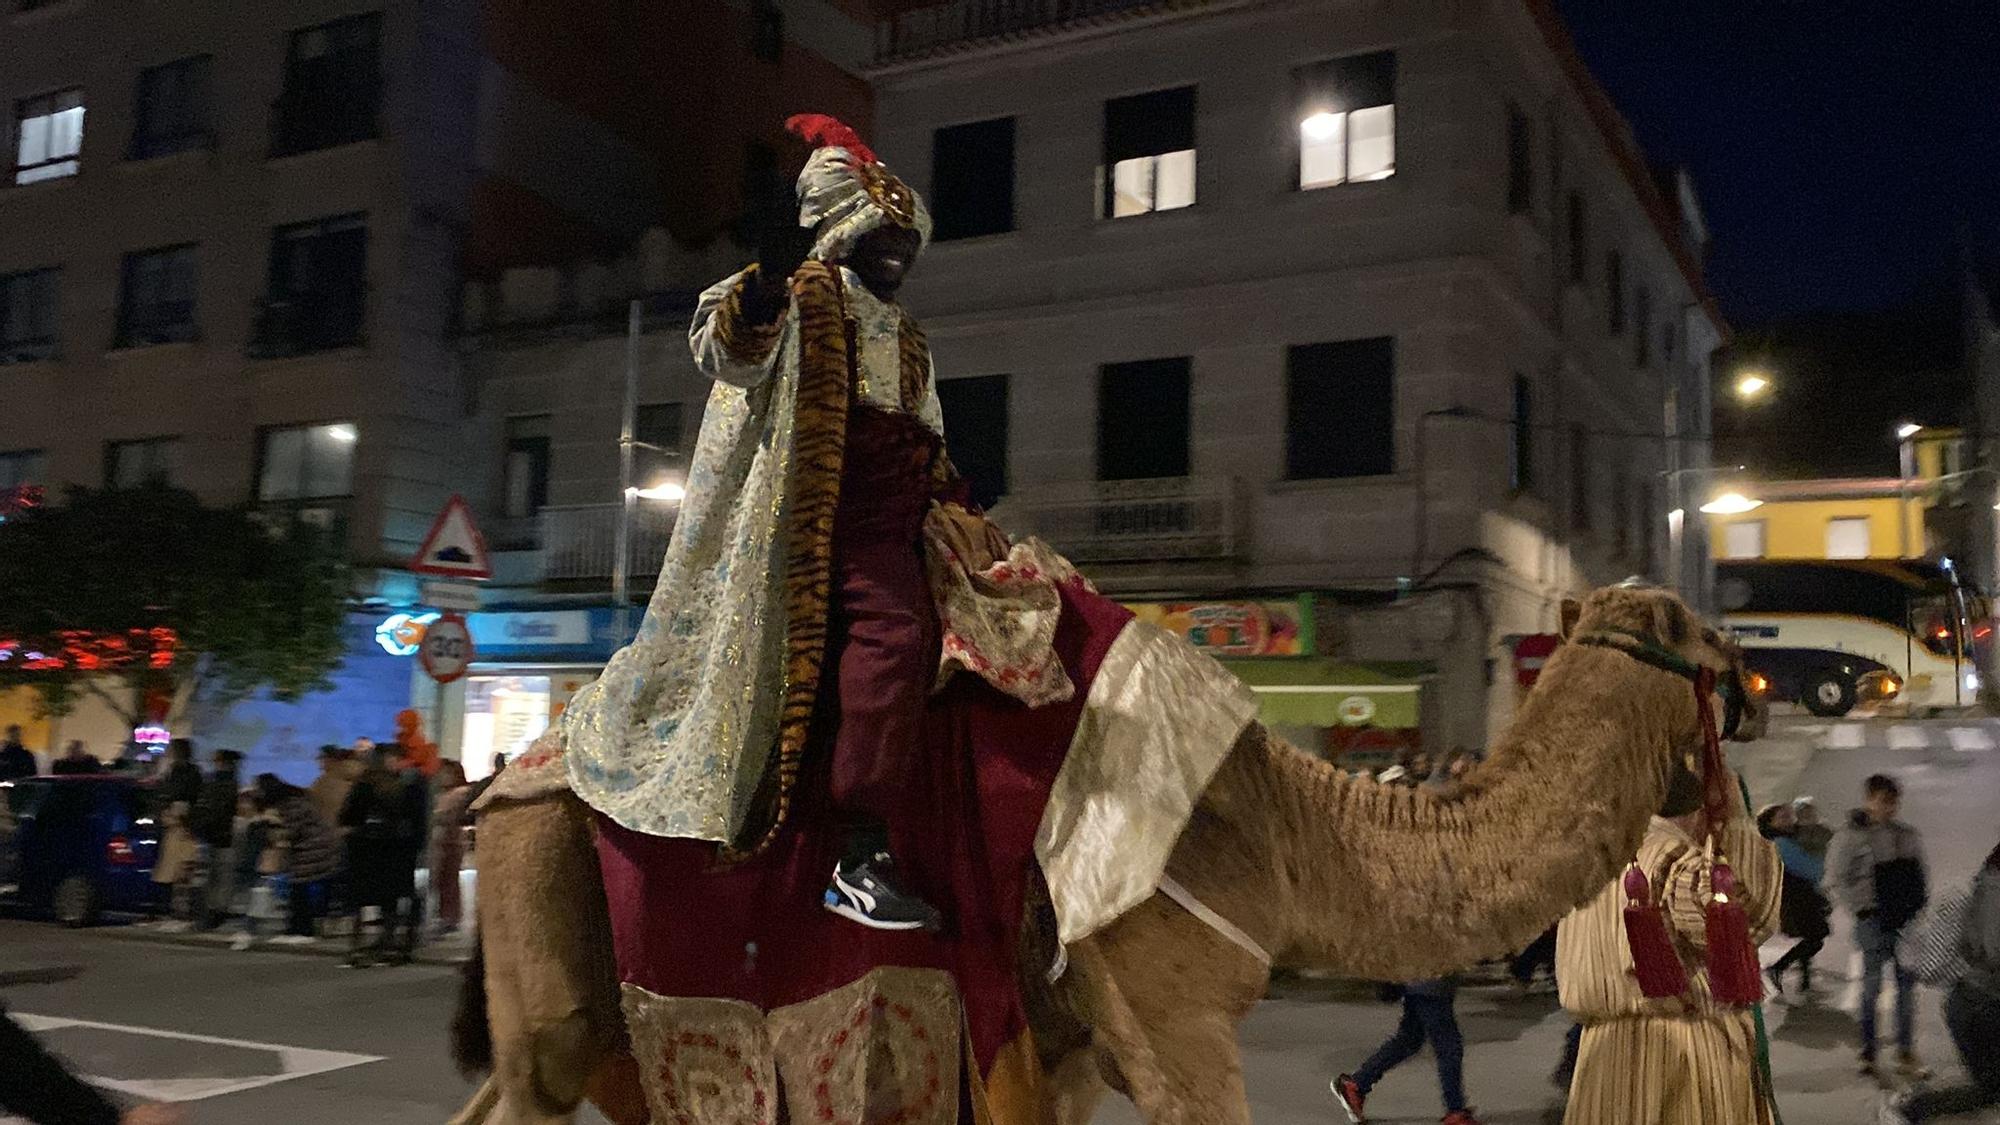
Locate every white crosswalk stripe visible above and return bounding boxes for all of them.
[1946,726,1996,753]
[1887,725,1930,751]
[1824,724,1867,749]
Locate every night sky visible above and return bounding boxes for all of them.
[1556,2,2000,325]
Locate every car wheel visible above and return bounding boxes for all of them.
[53,874,99,928]
[1803,670,1858,718]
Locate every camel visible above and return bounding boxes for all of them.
[449,582,1764,1125]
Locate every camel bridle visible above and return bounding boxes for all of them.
[1570,627,1747,742]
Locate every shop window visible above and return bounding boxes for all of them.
[13,88,83,185]
[1506,102,1533,214]
[0,268,60,362]
[938,374,1008,510]
[1826,516,1870,559]
[1102,87,1196,218]
[932,117,1015,240]
[463,675,553,782]
[1286,338,1396,479]
[105,436,180,488]
[1098,357,1190,480]
[1295,52,1396,190]
[271,12,381,157]
[256,421,356,502]
[502,415,550,519]
[116,244,199,347]
[1724,520,1766,560]
[131,55,213,159]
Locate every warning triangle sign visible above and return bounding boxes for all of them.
[411,494,493,579]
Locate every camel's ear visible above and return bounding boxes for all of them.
[1649,597,1691,648]
[1559,599,1582,639]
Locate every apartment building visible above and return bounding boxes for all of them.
[857,0,1725,748]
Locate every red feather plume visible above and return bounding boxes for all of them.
[785,113,877,166]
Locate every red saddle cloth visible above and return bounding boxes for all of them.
[594,579,1132,1124]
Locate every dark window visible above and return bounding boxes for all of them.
[256,422,356,501]
[1634,285,1652,366]
[131,56,212,159]
[1641,482,1658,573]
[502,416,550,519]
[937,374,1009,510]
[116,244,198,347]
[752,0,783,63]
[1103,87,1196,218]
[1098,358,1190,480]
[1569,424,1590,530]
[0,268,59,362]
[272,13,382,157]
[0,449,46,490]
[1661,320,1677,364]
[1510,374,1533,492]
[1612,468,1630,554]
[1286,338,1396,480]
[253,214,366,357]
[1606,250,1625,333]
[12,88,82,184]
[634,402,685,486]
[736,141,782,238]
[1506,102,1533,214]
[105,436,180,488]
[1294,52,1397,189]
[932,117,1015,240]
[1566,193,1587,283]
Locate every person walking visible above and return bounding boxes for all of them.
[429,760,472,936]
[1879,836,2000,1123]
[252,774,340,943]
[190,749,242,931]
[1760,802,1832,996]
[1333,976,1483,1125]
[149,740,203,926]
[0,1002,184,1124]
[1793,797,1834,860]
[0,725,37,781]
[1826,773,1930,1081]
[49,741,100,775]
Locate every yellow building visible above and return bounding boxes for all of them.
[1708,430,1963,561]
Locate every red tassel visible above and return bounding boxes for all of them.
[1704,858,1765,1004]
[1621,865,1689,999]
[784,113,878,166]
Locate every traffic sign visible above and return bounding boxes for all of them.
[420,580,482,613]
[412,494,492,580]
[420,613,474,683]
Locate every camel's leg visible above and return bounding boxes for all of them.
[1073,893,1269,1125]
[476,794,628,1124]
[1043,1045,1107,1125]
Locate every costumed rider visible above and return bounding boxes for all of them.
[564,113,976,933]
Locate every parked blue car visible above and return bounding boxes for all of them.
[0,775,161,926]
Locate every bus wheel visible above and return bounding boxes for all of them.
[1803,670,1857,718]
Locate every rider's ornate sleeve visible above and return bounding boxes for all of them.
[690,267,784,388]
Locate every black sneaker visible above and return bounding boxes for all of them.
[824,853,943,932]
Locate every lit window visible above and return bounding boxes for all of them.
[257,422,357,501]
[1724,520,1766,560]
[1102,87,1196,218]
[1295,52,1396,189]
[14,89,83,185]
[1826,517,1870,559]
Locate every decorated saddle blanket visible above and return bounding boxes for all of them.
[479,566,1256,1123]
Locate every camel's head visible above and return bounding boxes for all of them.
[1560,581,1765,745]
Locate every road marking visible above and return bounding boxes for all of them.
[10,1013,382,1103]
[1947,727,1996,753]
[1887,726,1929,751]
[1823,724,1866,749]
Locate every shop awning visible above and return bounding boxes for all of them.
[1218,658,1428,729]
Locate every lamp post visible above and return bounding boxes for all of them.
[610,298,687,643]
[1896,422,1922,559]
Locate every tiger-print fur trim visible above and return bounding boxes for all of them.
[713,265,784,366]
[727,259,851,859]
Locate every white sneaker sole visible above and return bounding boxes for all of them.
[822,898,929,931]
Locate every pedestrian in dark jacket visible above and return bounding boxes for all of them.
[255,773,340,940]
[192,749,243,931]
[0,726,37,781]
[1760,802,1832,996]
[1881,837,2000,1122]
[1334,977,1483,1125]
[1825,773,1930,1079]
[49,741,100,775]
[0,1002,183,1124]
[339,745,420,966]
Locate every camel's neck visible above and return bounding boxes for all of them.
[1244,644,1696,981]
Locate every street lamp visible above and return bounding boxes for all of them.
[1733,371,1772,401]
[1698,491,1764,515]
[630,480,686,503]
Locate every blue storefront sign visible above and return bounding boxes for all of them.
[465,608,635,664]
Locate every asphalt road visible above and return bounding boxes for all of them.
[1,711,1992,1125]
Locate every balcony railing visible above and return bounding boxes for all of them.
[996,475,1243,564]
[539,503,677,582]
[876,0,1191,62]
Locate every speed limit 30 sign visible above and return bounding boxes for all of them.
[420,612,474,684]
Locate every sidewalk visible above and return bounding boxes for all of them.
[109,916,476,964]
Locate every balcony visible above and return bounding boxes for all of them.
[995,475,1243,564]
[539,503,677,583]
[875,0,1203,63]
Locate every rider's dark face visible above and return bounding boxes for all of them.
[845,225,922,300]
